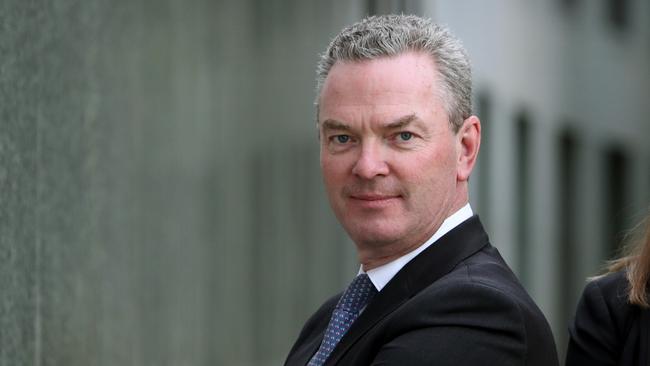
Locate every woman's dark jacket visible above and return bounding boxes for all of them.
[566,270,650,366]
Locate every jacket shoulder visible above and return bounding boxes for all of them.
[588,270,630,306]
[566,271,639,365]
[380,246,558,365]
[445,245,541,310]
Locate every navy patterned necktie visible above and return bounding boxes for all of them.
[308,273,378,366]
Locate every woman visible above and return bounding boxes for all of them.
[566,213,650,366]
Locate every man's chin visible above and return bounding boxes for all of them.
[347,225,405,248]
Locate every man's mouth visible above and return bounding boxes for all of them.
[350,194,400,201]
[347,193,402,209]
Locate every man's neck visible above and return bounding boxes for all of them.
[359,202,472,271]
[358,203,474,292]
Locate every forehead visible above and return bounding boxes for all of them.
[319,52,442,120]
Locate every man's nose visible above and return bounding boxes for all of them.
[351,142,389,179]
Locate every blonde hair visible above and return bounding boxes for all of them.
[600,213,650,307]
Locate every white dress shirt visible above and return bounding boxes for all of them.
[359,203,473,291]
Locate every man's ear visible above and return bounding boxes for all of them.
[456,115,481,182]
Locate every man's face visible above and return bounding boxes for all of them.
[318,52,466,255]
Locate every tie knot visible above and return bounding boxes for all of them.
[336,274,377,313]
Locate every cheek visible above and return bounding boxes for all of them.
[320,157,347,189]
[401,148,457,191]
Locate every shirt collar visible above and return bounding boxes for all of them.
[359,203,473,291]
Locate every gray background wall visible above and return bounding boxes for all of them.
[1,1,363,365]
[0,0,648,365]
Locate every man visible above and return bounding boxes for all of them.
[285,15,559,366]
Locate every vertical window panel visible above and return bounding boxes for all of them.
[514,112,531,285]
[602,146,628,259]
[557,128,579,355]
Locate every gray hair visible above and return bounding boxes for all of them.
[316,14,472,132]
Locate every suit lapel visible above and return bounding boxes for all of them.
[291,331,328,366]
[284,295,340,366]
[325,216,489,365]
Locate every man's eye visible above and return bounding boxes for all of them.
[335,135,350,143]
[398,132,413,141]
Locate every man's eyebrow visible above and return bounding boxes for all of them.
[385,114,420,129]
[321,115,423,131]
[321,119,351,131]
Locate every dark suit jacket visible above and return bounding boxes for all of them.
[284,216,559,365]
[566,270,650,366]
